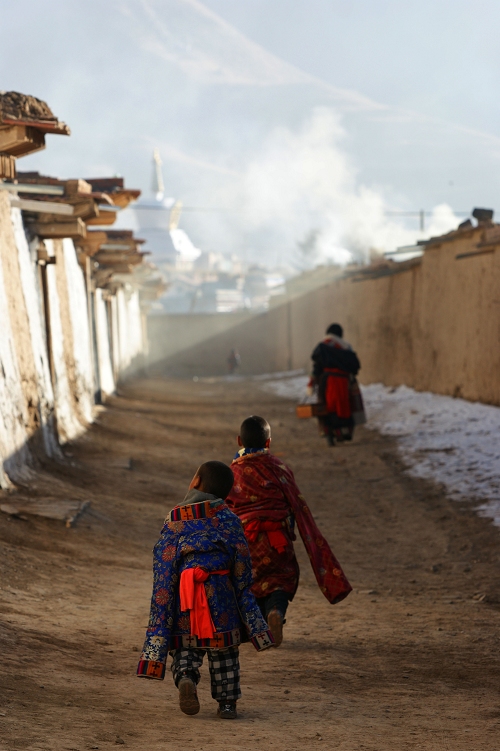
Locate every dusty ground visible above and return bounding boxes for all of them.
[1,377,500,751]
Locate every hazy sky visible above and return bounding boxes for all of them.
[1,0,499,264]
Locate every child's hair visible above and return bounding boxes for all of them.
[326,322,343,337]
[196,461,234,499]
[239,415,271,449]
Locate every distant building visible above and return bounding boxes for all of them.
[116,151,286,315]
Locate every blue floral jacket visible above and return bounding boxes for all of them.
[137,490,274,680]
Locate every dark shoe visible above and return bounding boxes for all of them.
[178,676,200,716]
[217,701,237,719]
[326,432,335,446]
[267,608,284,647]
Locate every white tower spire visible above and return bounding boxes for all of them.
[152,148,165,201]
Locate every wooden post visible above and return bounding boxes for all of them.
[420,209,425,233]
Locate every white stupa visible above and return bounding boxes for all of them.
[115,149,200,269]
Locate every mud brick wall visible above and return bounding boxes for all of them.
[154,228,500,406]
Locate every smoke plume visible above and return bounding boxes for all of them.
[219,108,458,268]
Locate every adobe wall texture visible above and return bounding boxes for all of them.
[60,238,94,423]
[0,193,34,486]
[155,228,500,405]
[0,197,150,484]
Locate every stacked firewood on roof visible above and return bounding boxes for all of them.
[0,91,70,179]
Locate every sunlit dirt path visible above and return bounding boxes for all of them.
[1,377,500,751]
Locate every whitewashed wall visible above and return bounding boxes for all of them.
[126,289,144,363]
[110,295,120,381]
[115,288,129,370]
[113,287,144,373]
[44,240,86,442]
[0,222,32,487]
[11,208,59,459]
[95,288,115,396]
[62,238,94,421]
[0,194,149,485]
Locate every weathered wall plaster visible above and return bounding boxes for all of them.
[95,288,115,396]
[0,199,32,486]
[11,206,59,459]
[62,238,94,422]
[156,237,500,406]
[45,240,87,442]
[0,196,152,484]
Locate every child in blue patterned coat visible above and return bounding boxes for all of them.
[137,460,274,719]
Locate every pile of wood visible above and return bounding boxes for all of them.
[85,176,141,209]
[15,172,118,239]
[94,230,148,273]
[0,91,69,178]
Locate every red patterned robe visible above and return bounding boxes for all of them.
[226,450,351,604]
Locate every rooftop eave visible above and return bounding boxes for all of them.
[0,123,46,157]
[85,208,119,227]
[29,217,87,240]
[0,117,70,136]
[424,224,490,249]
[106,189,141,209]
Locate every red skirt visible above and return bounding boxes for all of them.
[324,369,351,418]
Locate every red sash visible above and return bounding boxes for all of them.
[179,568,230,639]
[324,368,351,418]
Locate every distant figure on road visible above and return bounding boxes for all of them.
[226,415,352,647]
[227,348,240,374]
[310,323,361,446]
[137,461,274,720]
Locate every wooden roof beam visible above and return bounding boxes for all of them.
[94,252,144,265]
[0,124,46,157]
[75,230,107,258]
[31,218,86,240]
[10,197,73,216]
[83,177,141,209]
[1,181,65,195]
[85,207,119,226]
[103,189,141,209]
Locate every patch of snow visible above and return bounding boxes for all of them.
[363,384,500,525]
[260,375,500,527]
[252,369,306,382]
[195,370,306,384]
[260,374,309,398]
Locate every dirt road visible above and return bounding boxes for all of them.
[1,377,500,751]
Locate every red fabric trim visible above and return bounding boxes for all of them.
[251,630,275,651]
[179,568,230,639]
[136,660,166,680]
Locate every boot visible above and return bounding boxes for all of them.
[267,608,284,647]
[217,701,237,719]
[178,675,200,716]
